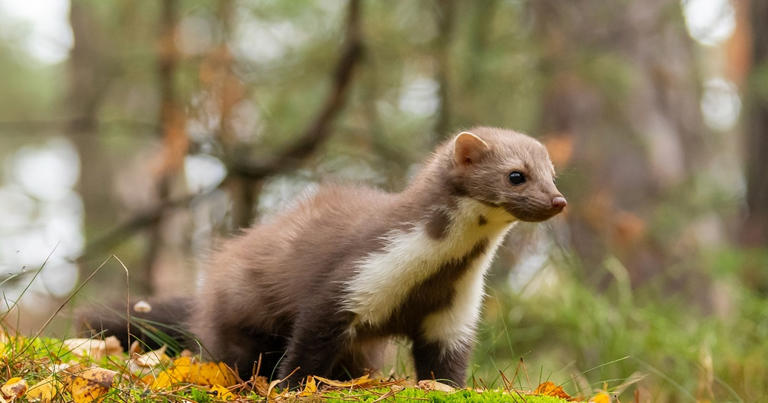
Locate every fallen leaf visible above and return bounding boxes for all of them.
[139,374,155,386]
[1,377,27,401]
[25,377,64,402]
[417,379,455,393]
[299,376,317,397]
[265,379,282,400]
[534,381,573,400]
[314,374,375,388]
[127,345,170,376]
[209,384,234,401]
[589,392,611,403]
[67,367,117,403]
[190,361,237,387]
[63,336,123,361]
[151,362,188,390]
[128,340,142,356]
[150,357,237,390]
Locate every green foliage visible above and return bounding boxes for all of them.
[474,248,768,402]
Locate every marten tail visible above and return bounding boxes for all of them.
[77,297,194,354]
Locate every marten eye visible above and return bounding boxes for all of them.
[508,171,526,185]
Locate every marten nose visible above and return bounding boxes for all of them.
[551,196,567,210]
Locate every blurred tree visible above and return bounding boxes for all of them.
[207,0,255,230]
[140,0,188,294]
[744,0,768,246]
[529,0,712,291]
[66,1,117,285]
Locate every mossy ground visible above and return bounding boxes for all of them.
[1,333,575,402]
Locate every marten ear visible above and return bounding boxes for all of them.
[453,131,490,166]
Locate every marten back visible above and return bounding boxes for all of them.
[192,185,400,336]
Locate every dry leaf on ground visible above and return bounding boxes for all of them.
[63,336,123,361]
[534,381,573,400]
[150,357,237,390]
[67,367,117,403]
[127,345,170,376]
[417,379,455,393]
[151,357,192,389]
[299,376,318,397]
[25,376,64,403]
[1,377,27,401]
[313,374,376,388]
[209,384,234,401]
[191,362,238,386]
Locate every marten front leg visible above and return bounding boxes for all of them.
[412,337,471,387]
[277,306,355,386]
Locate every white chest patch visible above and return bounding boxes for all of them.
[344,199,514,346]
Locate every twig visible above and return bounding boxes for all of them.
[230,0,363,180]
[75,190,213,263]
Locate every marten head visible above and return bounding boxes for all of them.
[447,127,566,222]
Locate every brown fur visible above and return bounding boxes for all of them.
[81,127,565,387]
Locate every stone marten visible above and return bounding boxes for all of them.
[80,127,566,387]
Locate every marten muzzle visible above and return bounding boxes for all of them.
[502,193,567,222]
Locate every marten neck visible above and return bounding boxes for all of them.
[344,156,517,333]
[396,153,515,234]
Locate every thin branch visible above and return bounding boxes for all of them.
[76,0,364,260]
[230,0,363,180]
[0,118,159,133]
[76,189,216,263]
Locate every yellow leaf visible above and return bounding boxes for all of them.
[209,384,234,401]
[1,377,27,401]
[150,357,237,390]
[533,381,573,400]
[152,356,193,389]
[313,374,375,388]
[589,392,611,403]
[139,374,155,386]
[191,362,237,387]
[67,367,117,403]
[265,379,282,400]
[299,376,317,397]
[25,377,63,403]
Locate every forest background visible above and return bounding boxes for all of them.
[0,0,767,401]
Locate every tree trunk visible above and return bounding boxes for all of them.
[530,0,711,289]
[66,2,115,278]
[743,0,768,245]
[142,0,188,294]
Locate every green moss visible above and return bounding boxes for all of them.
[322,388,568,403]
